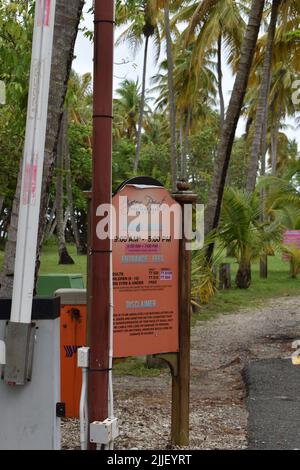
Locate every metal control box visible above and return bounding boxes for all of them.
[0,298,61,450]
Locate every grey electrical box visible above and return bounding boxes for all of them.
[0,298,61,450]
[4,322,36,385]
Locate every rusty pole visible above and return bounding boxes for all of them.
[87,1,114,449]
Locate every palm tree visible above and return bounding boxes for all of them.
[64,70,92,254]
[152,44,217,180]
[205,0,266,261]
[179,0,246,130]
[246,0,281,193]
[244,19,300,178]
[56,110,74,265]
[260,163,300,276]
[114,79,144,141]
[162,0,178,190]
[260,163,300,225]
[219,187,282,288]
[116,0,161,172]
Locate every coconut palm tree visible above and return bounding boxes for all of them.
[162,0,178,190]
[260,162,300,224]
[176,0,246,129]
[244,20,300,179]
[114,79,146,141]
[205,0,266,261]
[56,110,74,265]
[116,0,161,172]
[219,186,282,288]
[245,0,300,193]
[152,43,217,180]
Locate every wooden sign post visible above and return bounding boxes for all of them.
[170,187,197,446]
[112,177,197,447]
[86,177,197,447]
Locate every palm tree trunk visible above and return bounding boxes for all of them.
[164,0,177,191]
[0,195,4,216]
[236,258,252,289]
[49,218,57,238]
[134,35,150,173]
[43,199,56,241]
[205,0,266,259]
[217,34,225,130]
[182,107,191,180]
[259,105,268,278]
[56,111,74,265]
[271,107,281,175]
[246,0,280,193]
[0,159,23,295]
[259,156,268,278]
[64,111,84,254]
[179,116,184,178]
[0,0,84,296]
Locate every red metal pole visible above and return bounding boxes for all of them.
[87,0,114,449]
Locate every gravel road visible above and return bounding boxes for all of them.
[62,295,300,450]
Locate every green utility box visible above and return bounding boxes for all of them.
[36,274,84,297]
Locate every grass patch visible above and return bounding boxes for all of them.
[113,357,162,377]
[39,243,87,284]
[195,254,300,322]
[0,243,87,282]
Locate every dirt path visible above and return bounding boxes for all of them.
[62,296,300,450]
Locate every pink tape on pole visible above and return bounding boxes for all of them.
[22,156,38,205]
[22,162,31,205]
[31,156,38,204]
[37,0,51,27]
[44,0,51,26]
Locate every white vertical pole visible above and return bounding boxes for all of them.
[10,0,56,324]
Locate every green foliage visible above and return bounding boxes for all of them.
[220,187,282,262]
[112,139,135,191]
[196,253,300,321]
[0,1,33,205]
[219,187,283,288]
[282,244,300,278]
[68,122,92,210]
[187,124,219,202]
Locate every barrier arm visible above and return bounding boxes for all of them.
[4,0,56,386]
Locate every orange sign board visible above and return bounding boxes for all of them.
[112,184,180,357]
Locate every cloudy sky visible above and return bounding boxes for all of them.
[73,1,299,147]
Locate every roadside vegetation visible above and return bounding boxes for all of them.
[0,2,299,354]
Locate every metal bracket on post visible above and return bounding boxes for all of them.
[153,353,178,377]
[3,322,36,386]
